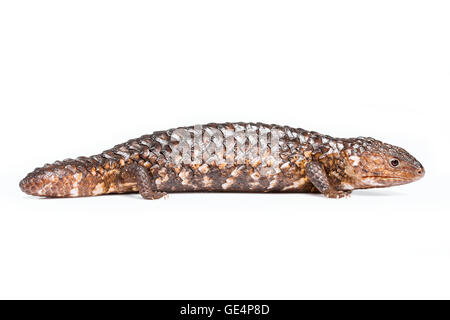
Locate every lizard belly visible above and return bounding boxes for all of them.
[151,163,314,193]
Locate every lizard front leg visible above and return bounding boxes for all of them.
[305,161,351,199]
[121,163,167,200]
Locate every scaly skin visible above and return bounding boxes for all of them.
[19,122,425,199]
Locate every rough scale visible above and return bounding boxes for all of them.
[19,122,424,199]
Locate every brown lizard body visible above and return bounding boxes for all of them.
[19,122,424,199]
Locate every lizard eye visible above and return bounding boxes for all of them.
[390,159,399,167]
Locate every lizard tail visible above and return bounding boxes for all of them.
[19,158,113,198]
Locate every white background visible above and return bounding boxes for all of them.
[0,1,449,299]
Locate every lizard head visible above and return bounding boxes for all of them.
[341,137,424,190]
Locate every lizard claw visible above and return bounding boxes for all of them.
[141,191,167,200]
[325,190,352,199]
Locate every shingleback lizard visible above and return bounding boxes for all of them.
[19,122,424,199]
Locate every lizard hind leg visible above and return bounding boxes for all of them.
[121,163,167,200]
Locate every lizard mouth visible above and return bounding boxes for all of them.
[362,176,416,182]
[363,176,407,179]
[357,175,418,188]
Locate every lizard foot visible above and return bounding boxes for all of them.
[325,190,352,199]
[140,190,168,200]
